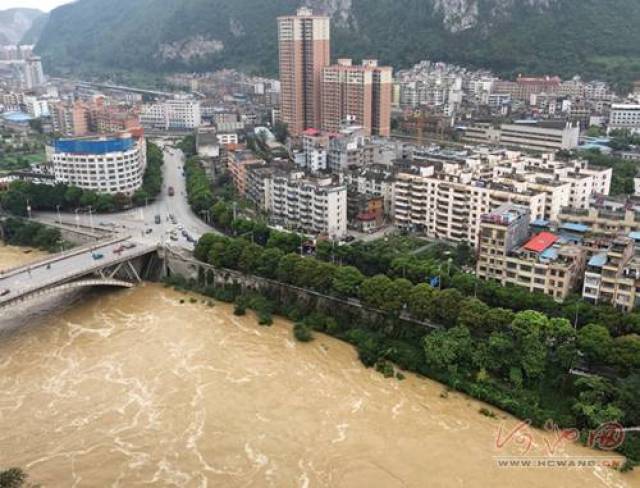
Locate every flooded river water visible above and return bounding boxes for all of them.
[0,247,638,487]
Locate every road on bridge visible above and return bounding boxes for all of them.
[0,238,156,305]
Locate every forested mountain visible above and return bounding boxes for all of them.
[0,8,44,45]
[34,0,640,87]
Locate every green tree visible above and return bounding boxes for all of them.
[1,190,28,216]
[360,274,393,310]
[578,323,614,365]
[572,376,624,429]
[0,468,28,488]
[457,298,490,331]
[95,194,116,213]
[132,188,150,207]
[332,266,365,297]
[383,278,413,314]
[238,243,263,273]
[430,289,464,328]
[194,233,219,262]
[211,201,233,230]
[423,325,473,373]
[614,334,640,371]
[277,253,303,284]
[79,190,98,208]
[256,248,284,279]
[407,283,434,321]
[483,307,515,333]
[64,186,83,207]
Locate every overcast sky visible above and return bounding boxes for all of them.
[4,0,72,11]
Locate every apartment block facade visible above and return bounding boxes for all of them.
[583,237,640,312]
[476,204,586,302]
[392,151,611,247]
[609,104,640,134]
[320,59,392,137]
[140,99,201,131]
[278,7,330,135]
[462,122,580,152]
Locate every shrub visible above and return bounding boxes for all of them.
[293,322,314,342]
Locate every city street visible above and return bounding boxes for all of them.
[35,143,220,249]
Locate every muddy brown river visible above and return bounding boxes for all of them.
[0,247,638,487]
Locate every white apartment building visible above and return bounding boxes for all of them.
[216,133,238,146]
[265,171,347,238]
[23,96,50,118]
[140,98,201,130]
[22,57,45,89]
[609,104,640,134]
[48,134,146,196]
[463,122,580,152]
[392,151,611,246]
[393,166,546,246]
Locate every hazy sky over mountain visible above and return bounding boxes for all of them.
[3,0,71,11]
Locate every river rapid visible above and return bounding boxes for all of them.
[0,247,638,487]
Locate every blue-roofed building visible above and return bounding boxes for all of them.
[48,132,147,196]
[583,252,608,304]
[1,111,33,132]
[582,237,640,311]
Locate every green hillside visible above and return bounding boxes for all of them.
[34,0,640,88]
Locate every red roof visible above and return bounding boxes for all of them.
[357,211,377,221]
[524,232,558,253]
[303,128,320,136]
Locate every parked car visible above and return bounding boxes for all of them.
[123,243,137,250]
[113,245,125,254]
[0,289,11,296]
[155,214,162,225]
[91,253,104,260]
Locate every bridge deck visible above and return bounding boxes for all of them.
[0,238,157,306]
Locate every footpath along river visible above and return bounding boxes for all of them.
[0,246,638,487]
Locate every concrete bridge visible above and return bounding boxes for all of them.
[0,236,160,308]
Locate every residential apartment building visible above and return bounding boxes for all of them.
[476,204,585,301]
[583,237,640,312]
[609,104,640,134]
[216,133,239,146]
[47,130,147,196]
[393,165,547,246]
[140,98,201,130]
[392,151,610,247]
[320,58,392,137]
[559,206,640,236]
[227,149,266,196]
[51,98,140,137]
[278,7,330,135]
[269,172,347,238]
[51,100,91,136]
[22,57,45,89]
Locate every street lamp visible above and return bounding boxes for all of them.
[74,208,80,230]
[88,206,94,229]
[56,205,62,224]
[26,199,31,219]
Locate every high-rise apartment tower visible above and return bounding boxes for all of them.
[321,59,393,136]
[277,7,330,135]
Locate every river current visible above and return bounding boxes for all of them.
[0,246,638,487]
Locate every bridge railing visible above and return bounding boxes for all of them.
[0,243,159,306]
[0,235,134,279]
